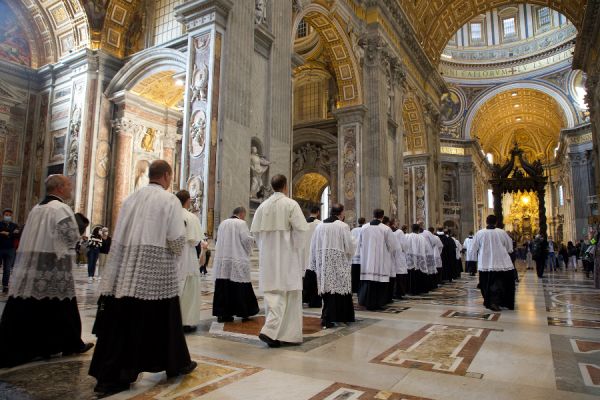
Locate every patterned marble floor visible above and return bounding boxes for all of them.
[1,260,599,399]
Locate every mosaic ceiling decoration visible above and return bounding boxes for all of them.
[130,70,185,109]
[0,1,31,66]
[399,0,587,64]
[471,88,567,162]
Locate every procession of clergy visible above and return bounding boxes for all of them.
[0,159,516,396]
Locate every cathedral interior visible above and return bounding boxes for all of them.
[1,0,600,399]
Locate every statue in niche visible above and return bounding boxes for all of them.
[188,175,204,213]
[134,159,150,190]
[191,62,209,103]
[389,176,398,218]
[250,146,271,200]
[293,146,306,172]
[141,127,156,152]
[255,0,267,25]
[189,111,206,157]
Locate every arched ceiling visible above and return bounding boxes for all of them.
[293,172,328,204]
[400,0,586,64]
[403,94,427,155]
[99,0,143,57]
[471,88,566,162]
[130,70,184,109]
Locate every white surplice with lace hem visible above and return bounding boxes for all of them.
[308,220,355,295]
[9,200,79,300]
[213,217,254,283]
[99,184,186,301]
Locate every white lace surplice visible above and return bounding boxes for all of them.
[355,223,399,283]
[308,220,355,295]
[9,200,79,300]
[177,208,202,292]
[100,184,186,300]
[213,217,254,283]
[467,228,514,272]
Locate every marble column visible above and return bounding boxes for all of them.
[570,151,594,239]
[176,0,233,237]
[458,162,475,237]
[109,118,134,228]
[360,33,392,215]
[422,99,442,226]
[334,105,366,226]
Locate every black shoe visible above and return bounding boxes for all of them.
[241,317,252,322]
[2,286,7,293]
[321,321,334,328]
[183,325,197,333]
[489,304,501,312]
[167,361,198,378]
[94,382,130,395]
[63,342,94,356]
[217,316,234,323]
[258,333,281,348]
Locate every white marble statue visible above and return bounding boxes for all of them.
[255,0,267,25]
[250,146,270,199]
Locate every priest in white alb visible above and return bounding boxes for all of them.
[355,209,398,310]
[308,203,355,327]
[212,206,259,322]
[467,214,515,312]
[302,206,322,308]
[0,175,94,368]
[89,160,196,395]
[175,190,203,333]
[250,174,309,347]
[350,217,366,293]
[392,225,409,299]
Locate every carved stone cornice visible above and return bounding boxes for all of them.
[111,118,139,137]
[175,0,234,31]
[333,104,367,125]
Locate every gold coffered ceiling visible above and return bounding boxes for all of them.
[399,0,586,64]
[471,88,566,162]
[130,70,184,109]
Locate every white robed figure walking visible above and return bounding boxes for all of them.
[175,190,203,332]
[250,174,309,347]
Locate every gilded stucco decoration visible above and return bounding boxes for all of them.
[293,172,328,204]
[294,5,362,107]
[471,88,566,162]
[100,0,142,57]
[400,0,586,64]
[130,70,185,109]
[402,94,427,155]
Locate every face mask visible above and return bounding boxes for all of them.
[3,216,11,222]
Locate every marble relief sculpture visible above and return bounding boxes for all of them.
[191,62,208,103]
[254,0,267,25]
[133,159,150,191]
[187,175,204,213]
[189,110,206,157]
[250,146,270,200]
[141,127,156,152]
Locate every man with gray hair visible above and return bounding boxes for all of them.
[0,174,93,367]
[212,206,259,323]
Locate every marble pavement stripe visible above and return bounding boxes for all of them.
[550,334,600,396]
[371,324,501,376]
[441,310,501,321]
[308,382,433,400]
[571,339,600,354]
[544,289,600,315]
[127,355,262,400]
[548,317,600,329]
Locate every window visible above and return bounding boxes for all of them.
[502,17,516,37]
[559,185,564,206]
[154,0,182,46]
[538,7,551,27]
[486,153,494,164]
[297,19,308,38]
[470,23,482,41]
[320,186,330,220]
[488,189,494,208]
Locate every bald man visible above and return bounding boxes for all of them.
[0,174,93,368]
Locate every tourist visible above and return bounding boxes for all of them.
[355,209,398,310]
[175,190,203,333]
[86,226,103,283]
[532,234,548,278]
[212,206,259,323]
[97,226,111,279]
[0,208,20,293]
[567,241,578,271]
[308,203,355,327]
[250,174,309,347]
[468,215,515,312]
[0,175,93,368]
[89,160,196,395]
[546,236,557,271]
[302,206,322,308]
